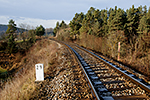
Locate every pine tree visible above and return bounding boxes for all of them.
[125,5,139,38]
[6,19,17,35]
[88,7,95,15]
[35,25,45,37]
[138,15,147,34]
[54,21,60,35]
[86,11,95,28]
[138,7,150,36]
[79,17,88,34]
[93,9,101,22]
[107,8,116,35]
[136,6,144,19]
[69,20,81,38]
[93,21,102,37]
[77,12,84,24]
[101,10,108,36]
[110,8,126,32]
[147,7,150,28]
[7,34,16,53]
[28,29,36,43]
[59,20,67,28]
[69,13,84,39]
[143,5,147,16]
[6,19,17,53]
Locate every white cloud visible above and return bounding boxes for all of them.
[0,15,70,28]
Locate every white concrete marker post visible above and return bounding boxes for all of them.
[35,64,44,81]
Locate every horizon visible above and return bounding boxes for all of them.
[0,0,150,28]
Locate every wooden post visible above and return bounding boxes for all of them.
[118,42,120,61]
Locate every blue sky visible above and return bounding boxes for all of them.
[0,0,150,28]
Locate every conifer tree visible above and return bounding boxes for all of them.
[59,20,67,28]
[6,19,17,35]
[6,19,17,53]
[107,8,116,34]
[110,8,126,32]
[138,15,147,35]
[88,7,95,15]
[138,7,150,36]
[125,5,139,38]
[143,5,147,16]
[69,13,84,39]
[86,11,94,28]
[54,22,60,35]
[93,21,101,36]
[76,12,84,24]
[101,10,108,36]
[69,20,81,38]
[35,25,45,37]
[79,17,88,34]
[28,29,36,43]
[93,9,101,22]
[147,7,150,27]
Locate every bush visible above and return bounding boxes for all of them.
[0,41,7,51]
[57,29,71,41]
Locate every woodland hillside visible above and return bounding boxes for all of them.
[0,24,8,38]
[54,5,150,77]
[0,19,47,80]
[0,24,7,32]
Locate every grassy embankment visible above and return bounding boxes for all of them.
[0,38,64,100]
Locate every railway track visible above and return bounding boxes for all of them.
[51,39,150,100]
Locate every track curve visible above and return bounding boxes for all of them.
[51,39,150,100]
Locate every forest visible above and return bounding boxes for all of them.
[54,5,150,76]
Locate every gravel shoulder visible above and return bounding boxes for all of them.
[30,40,93,100]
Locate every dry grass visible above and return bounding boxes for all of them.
[0,39,64,100]
[79,33,102,53]
[0,67,35,100]
[77,32,150,77]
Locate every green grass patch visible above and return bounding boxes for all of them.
[0,67,8,78]
[0,67,7,73]
[16,39,28,43]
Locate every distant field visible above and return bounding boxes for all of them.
[0,24,8,32]
[0,24,7,39]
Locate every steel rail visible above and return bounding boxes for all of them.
[75,44,150,93]
[50,38,150,99]
[51,39,114,100]
[65,44,101,100]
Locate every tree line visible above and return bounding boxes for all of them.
[68,5,150,37]
[0,19,45,53]
[54,5,150,76]
[54,5,150,42]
